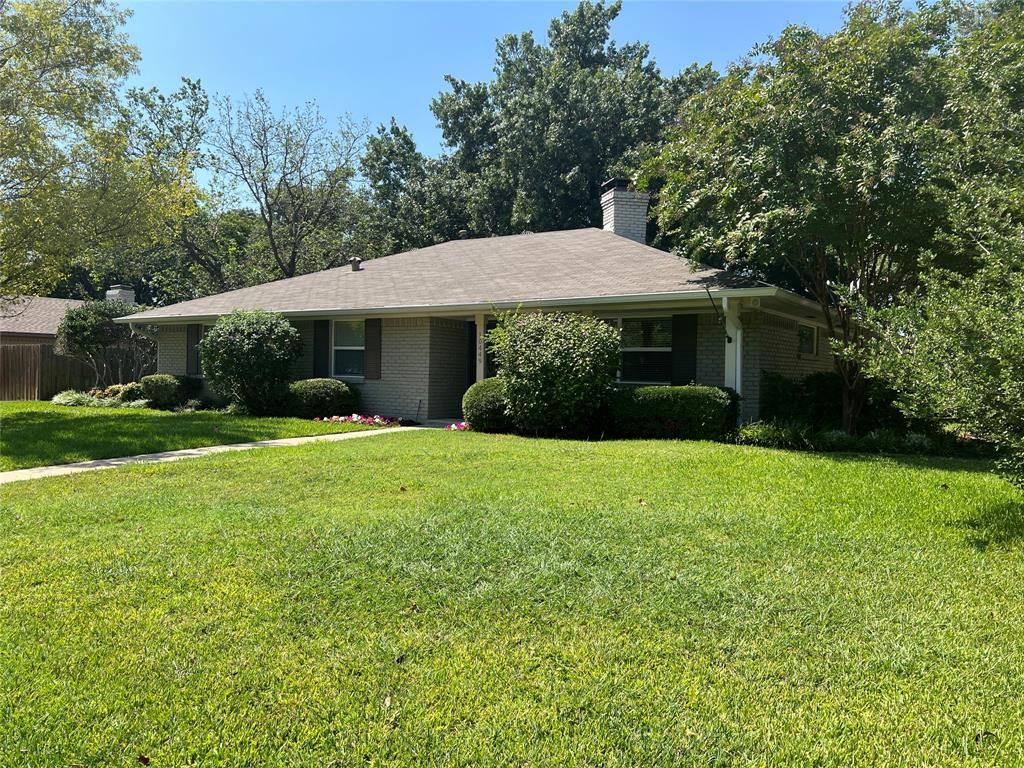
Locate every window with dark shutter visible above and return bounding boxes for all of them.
[618,317,673,383]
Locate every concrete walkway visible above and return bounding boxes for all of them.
[0,426,413,485]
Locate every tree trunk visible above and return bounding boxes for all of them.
[839,361,867,435]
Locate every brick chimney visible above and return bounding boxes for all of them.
[105,285,136,304]
[600,178,650,244]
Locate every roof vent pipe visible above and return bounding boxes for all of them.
[349,256,363,272]
[458,229,469,240]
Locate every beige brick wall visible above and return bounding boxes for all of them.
[695,313,725,386]
[354,317,431,420]
[156,325,187,375]
[153,308,834,423]
[740,311,834,421]
[427,318,470,419]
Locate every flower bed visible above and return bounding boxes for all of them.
[447,421,470,431]
[314,414,400,427]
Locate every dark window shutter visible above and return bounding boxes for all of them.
[186,324,202,375]
[364,319,382,380]
[671,314,697,385]
[313,320,330,377]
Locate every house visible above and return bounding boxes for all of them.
[1,288,141,401]
[0,297,86,345]
[118,181,833,421]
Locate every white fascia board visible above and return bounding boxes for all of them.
[114,287,794,325]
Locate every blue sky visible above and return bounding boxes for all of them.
[123,1,848,156]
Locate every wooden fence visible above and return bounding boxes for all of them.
[0,344,96,401]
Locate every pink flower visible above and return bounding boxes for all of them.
[315,412,400,427]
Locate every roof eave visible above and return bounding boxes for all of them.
[113,287,804,325]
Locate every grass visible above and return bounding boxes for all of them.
[1,431,1022,766]
[0,400,375,470]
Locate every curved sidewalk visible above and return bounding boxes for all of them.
[0,426,413,485]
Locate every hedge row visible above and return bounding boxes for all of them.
[608,385,739,441]
[462,379,739,441]
[133,375,359,417]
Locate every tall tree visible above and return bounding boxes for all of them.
[209,91,368,281]
[426,0,707,238]
[642,0,977,432]
[863,0,1024,486]
[359,120,469,255]
[0,0,192,305]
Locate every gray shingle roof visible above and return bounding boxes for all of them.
[124,228,768,323]
[1,297,85,337]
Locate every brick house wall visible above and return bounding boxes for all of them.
[695,313,725,386]
[740,311,833,421]
[427,318,470,419]
[356,317,431,420]
[156,325,187,375]
[154,309,834,424]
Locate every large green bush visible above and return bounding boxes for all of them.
[462,378,510,433]
[609,385,739,440]
[488,312,620,436]
[140,374,181,409]
[288,378,358,419]
[199,310,302,415]
[56,299,156,387]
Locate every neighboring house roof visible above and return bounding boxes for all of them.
[120,228,799,324]
[0,297,85,338]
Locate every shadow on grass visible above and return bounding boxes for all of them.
[961,499,1024,551]
[815,450,997,476]
[0,409,348,470]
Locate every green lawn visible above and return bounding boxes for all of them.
[0,400,375,470]
[1,431,1021,766]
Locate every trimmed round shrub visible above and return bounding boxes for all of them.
[108,381,144,402]
[199,310,302,415]
[462,378,510,433]
[488,311,620,436]
[288,378,359,419]
[141,374,182,409]
[609,385,739,440]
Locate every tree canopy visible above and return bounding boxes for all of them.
[0,0,195,304]
[641,0,1019,431]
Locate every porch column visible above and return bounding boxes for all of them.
[722,298,743,396]
[474,312,486,382]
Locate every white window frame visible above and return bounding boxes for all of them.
[331,319,366,381]
[611,316,673,385]
[797,323,818,356]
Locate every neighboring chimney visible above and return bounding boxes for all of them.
[600,177,650,244]
[105,285,136,304]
